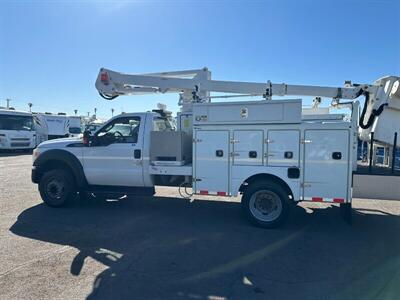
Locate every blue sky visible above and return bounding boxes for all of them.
[1,0,399,118]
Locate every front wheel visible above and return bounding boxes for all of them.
[39,169,77,207]
[242,181,290,228]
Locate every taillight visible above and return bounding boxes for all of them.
[100,72,109,85]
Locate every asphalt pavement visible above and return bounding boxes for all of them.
[1,153,400,300]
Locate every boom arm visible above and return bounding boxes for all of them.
[96,67,372,102]
[95,67,400,145]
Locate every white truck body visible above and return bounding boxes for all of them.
[34,105,355,202]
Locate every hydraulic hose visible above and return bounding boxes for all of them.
[98,92,119,100]
[359,91,388,129]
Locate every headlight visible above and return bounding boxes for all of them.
[32,148,41,162]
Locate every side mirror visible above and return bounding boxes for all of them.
[83,130,91,147]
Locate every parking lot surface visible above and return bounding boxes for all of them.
[1,153,400,300]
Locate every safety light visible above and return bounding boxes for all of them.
[100,72,109,85]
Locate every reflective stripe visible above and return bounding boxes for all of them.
[306,197,346,203]
[312,197,324,202]
[333,198,345,203]
[198,190,228,196]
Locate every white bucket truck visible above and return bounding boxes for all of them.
[31,68,400,228]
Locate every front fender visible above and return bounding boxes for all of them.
[32,149,87,188]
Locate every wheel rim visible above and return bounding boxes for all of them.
[249,190,283,222]
[46,179,65,203]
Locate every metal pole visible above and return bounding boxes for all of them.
[369,132,374,173]
[6,98,11,109]
[392,132,397,174]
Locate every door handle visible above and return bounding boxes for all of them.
[249,151,257,158]
[332,152,342,160]
[134,149,141,159]
[216,150,224,157]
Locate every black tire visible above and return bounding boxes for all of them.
[340,202,352,225]
[39,169,77,207]
[242,181,290,228]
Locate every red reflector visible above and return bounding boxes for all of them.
[199,190,208,195]
[312,197,324,202]
[217,192,227,196]
[333,198,345,203]
[100,72,109,82]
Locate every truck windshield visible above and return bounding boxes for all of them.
[69,127,81,134]
[0,115,34,131]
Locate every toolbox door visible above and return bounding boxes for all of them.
[233,130,263,166]
[303,130,349,201]
[194,130,230,195]
[267,130,300,167]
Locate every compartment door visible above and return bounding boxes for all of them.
[194,130,230,194]
[267,130,300,167]
[303,130,349,201]
[233,130,263,166]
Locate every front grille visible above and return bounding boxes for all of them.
[11,138,30,141]
[11,142,30,147]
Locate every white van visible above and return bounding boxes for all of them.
[0,109,37,150]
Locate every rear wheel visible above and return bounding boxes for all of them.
[242,181,290,228]
[39,169,77,207]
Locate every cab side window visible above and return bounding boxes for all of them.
[96,117,141,144]
[153,117,174,132]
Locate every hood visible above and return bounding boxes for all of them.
[38,137,82,148]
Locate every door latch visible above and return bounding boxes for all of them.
[300,139,312,144]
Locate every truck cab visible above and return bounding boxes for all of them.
[81,112,153,187]
[32,111,175,205]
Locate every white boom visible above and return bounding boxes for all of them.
[95,67,400,145]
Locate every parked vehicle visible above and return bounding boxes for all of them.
[31,68,400,228]
[0,109,46,151]
[67,116,82,137]
[35,114,81,139]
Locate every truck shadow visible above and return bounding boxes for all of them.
[10,196,400,300]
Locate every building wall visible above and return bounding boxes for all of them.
[353,174,400,200]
